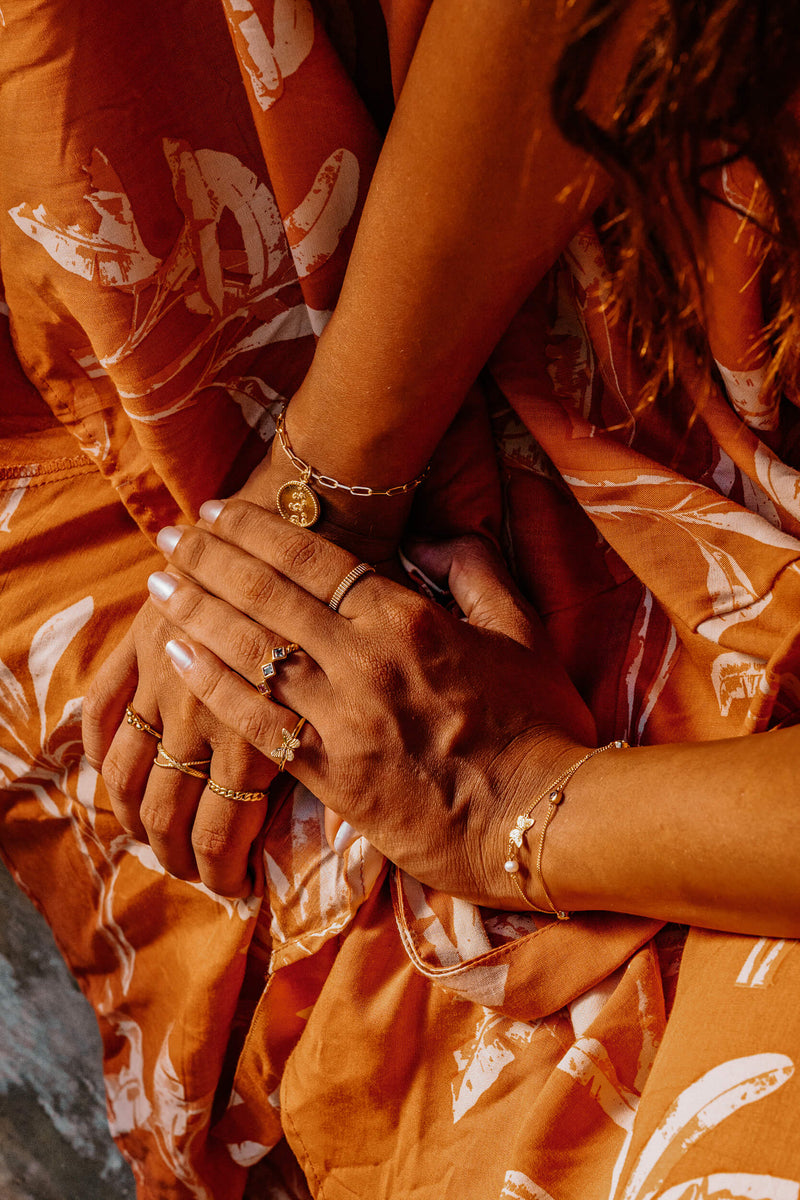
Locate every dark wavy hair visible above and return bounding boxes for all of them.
[551,0,800,410]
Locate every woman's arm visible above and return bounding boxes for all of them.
[547,727,800,937]
[245,0,648,511]
[149,503,800,937]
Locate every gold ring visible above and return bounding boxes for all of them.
[153,742,211,780]
[328,563,375,613]
[257,642,301,697]
[269,716,306,772]
[126,704,162,740]
[206,779,270,803]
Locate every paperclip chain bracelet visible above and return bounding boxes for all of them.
[274,406,430,528]
[504,740,629,919]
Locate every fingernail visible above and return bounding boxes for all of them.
[157,525,184,555]
[147,571,179,601]
[333,821,360,855]
[165,639,194,670]
[199,499,225,524]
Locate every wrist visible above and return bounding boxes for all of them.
[490,728,588,911]
[499,734,628,916]
[242,418,415,561]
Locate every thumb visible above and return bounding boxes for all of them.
[409,536,542,649]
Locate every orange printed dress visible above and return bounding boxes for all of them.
[1,2,800,1198]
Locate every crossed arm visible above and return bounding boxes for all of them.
[83,0,625,894]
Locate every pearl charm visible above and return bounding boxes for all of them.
[504,859,519,874]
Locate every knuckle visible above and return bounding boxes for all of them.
[233,701,275,752]
[216,498,251,540]
[166,583,206,627]
[191,823,234,865]
[274,528,318,577]
[229,623,267,668]
[174,528,205,572]
[139,798,176,838]
[387,594,429,642]
[101,751,136,800]
[81,686,105,731]
[234,562,278,610]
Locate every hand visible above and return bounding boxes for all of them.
[145,500,597,908]
[82,597,279,897]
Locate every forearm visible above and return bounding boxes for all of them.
[249,0,637,503]
[536,728,800,937]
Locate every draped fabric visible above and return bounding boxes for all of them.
[1,2,799,1197]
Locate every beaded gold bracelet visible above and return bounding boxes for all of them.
[274,407,430,528]
[504,740,629,919]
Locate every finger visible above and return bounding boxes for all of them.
[83,630,139,770]
[147,570,323,707]
[154,516,383,664]
[102,689,166,839]
[138,729,210,879]
[414,536,541,648]
[164,500,387,620]
[164,639,326,790]
[191,742,275,896]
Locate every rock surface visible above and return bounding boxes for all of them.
[0,863,135,1199]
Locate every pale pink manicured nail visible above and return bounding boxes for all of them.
[165,640,194,670]
[333,822,360,855]
[199,499,225,524]
[147,571,178,601]
[157,525,184,555]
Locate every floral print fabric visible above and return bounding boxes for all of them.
[1,1,800,1198]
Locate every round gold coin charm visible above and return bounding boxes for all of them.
[276,477,321,527]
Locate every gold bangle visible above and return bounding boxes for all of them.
[274,407,429,529]
[504,740,629,919]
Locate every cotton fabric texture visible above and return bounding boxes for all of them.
[1,2,799,1198]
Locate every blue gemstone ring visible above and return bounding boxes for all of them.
[256,643,300,697]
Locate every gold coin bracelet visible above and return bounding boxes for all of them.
[504,740,629,919]
[274,407,429,529]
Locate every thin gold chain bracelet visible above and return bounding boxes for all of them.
[274,407,430,528]
[504,740,629,920]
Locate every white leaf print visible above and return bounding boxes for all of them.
[710,652,769,716]
[150,1029,215,1199]
[28,597,94,738]
[0,652,28,726]
[285,148,360,277]
[403,875,461,966]
[105,1017,154,1137]
[0,481,30,532]
[569,968,626,1039]
[227,1140,272,1168]
[501,1171,558,1200]
[452,1009,535,1123]
[8,150,161,286]
[558,1037,638,1133]
[618,1054,794,1200]
[221,0,314,111]
[754,445,800,525]
[736,939,792,989]
[656,1174,799,1200]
